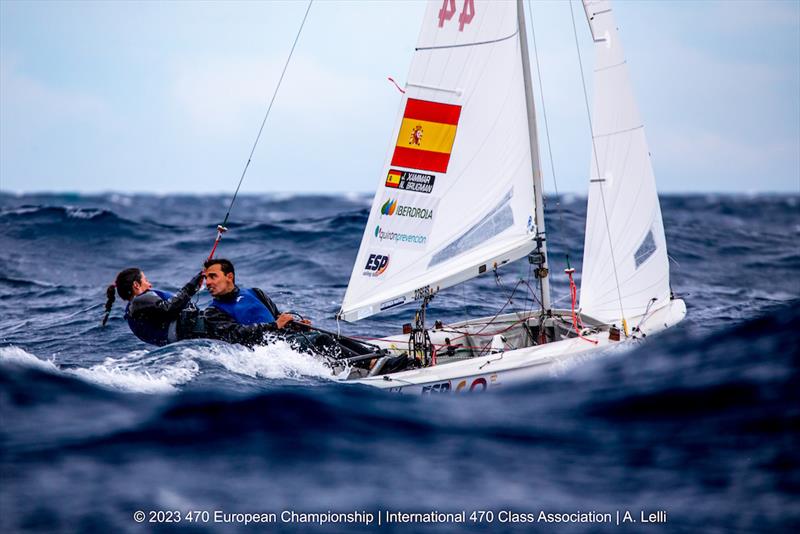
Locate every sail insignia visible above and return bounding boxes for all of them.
[390,99,462,174]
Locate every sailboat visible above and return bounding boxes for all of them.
[332,0,686,392]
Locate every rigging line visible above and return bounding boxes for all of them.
[497,269,531,325]
[634,297,658,331]
[520,263,537,345]
[526,0,568,248]
[218,0,313,232]
[469,280,522,338]
[519,277,543,309]
[462,282,469,326]
[493,269,512,298]
[524,262,535,319]
[568,0,627,332]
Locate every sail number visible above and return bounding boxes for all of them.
[421,377,488,394]
[438,0,475,31]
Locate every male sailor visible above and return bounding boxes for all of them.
[104,267,278,347]
[201,258,301,343]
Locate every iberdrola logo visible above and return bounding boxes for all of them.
[380,198,397,216]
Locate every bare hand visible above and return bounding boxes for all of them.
[276,313,295,329]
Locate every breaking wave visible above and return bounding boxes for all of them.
[0,341,335,395]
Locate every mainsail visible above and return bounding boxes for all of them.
[579,0,672,324]
[339,0,542,322]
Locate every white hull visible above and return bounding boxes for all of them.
[350,299,686,393]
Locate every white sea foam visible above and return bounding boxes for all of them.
[65,207,104,219]
[1,206,43,216]
[0,346,60,372]
[181,340,334,381]
[1,340,337,395]
[0,345,198,394]
[69,356,200,394]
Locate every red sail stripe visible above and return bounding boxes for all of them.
[391,146,452,173]
[404,98,461,125]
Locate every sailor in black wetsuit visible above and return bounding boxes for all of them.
[105,267,276,347]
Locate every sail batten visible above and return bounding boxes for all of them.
[415,30,519,51]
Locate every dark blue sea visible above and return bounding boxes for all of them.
[1,192,798,533]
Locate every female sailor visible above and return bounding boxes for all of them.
[104,268,209,346]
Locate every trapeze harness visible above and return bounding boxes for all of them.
[209,288,276,325]
[124,289,176,346]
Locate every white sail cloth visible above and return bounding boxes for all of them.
[579,0,671,324]
[340,0,538,322]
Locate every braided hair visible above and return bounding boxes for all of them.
[102,268,143,326]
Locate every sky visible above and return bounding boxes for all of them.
[1,0,798,194]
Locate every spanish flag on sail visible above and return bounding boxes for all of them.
[390,98,461,174]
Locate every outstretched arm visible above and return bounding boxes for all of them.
[129,272,203,322]
[158,272,204,314]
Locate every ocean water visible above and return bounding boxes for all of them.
[1,192,798,533]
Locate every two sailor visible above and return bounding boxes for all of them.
[105,258,304,348]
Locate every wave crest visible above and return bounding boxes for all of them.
[0,339,337,395]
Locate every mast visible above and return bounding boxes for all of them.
[516,0,551,312]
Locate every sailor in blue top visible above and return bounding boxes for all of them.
[202,258,299,343]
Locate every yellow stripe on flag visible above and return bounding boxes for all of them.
[386,170,401,186]
[396,119,458,155]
